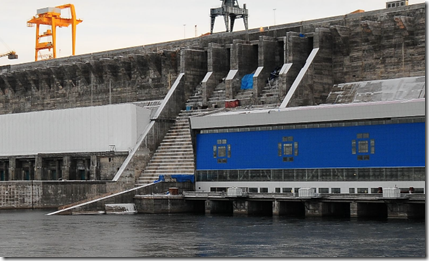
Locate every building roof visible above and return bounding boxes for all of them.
[190,98,425,130]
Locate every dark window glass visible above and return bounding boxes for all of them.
[227,145,231,158]
[295,169,306,181]
[358,141,369,153]
[283,143,293,155]
[319,188,329,193]
[260,188,268,193]
[249,188,258,193]
[218,146,226,157]
[331,188,341,193]
[284,169,294,181]
[386,168,399,181]
[283,187,293,193]
[357,188,368,193]
[272,169,283,181]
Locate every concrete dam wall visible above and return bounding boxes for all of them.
[0,3,425,209]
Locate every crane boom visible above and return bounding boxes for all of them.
[0,51,18,59]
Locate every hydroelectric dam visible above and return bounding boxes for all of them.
[0,2,425,219]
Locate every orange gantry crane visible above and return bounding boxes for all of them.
[27,4,82,61]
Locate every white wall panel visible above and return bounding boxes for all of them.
[0,104,151,156]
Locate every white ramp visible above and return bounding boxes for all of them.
[280,48,319,108]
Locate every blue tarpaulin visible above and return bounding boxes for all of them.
[171,175,195,183]
[241,74,254,90]
[153,175,194,183]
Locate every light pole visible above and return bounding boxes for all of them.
[183,24,186,39]
[273,9,277,25]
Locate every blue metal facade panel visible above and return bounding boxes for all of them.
[195,122,425,170]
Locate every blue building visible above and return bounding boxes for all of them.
[190,98,425,194]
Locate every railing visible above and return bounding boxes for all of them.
[47,183,154,215]
[112,73,185,182]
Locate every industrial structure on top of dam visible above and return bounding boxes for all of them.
[0,1,425,218]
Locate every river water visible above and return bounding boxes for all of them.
[0,209,425,258]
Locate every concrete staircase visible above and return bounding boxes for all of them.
[260,78,281,105]
[136,110,196,185]
[208,82,226,107]
[234,88,254,106]
[186,83,203,109]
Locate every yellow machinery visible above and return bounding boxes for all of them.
[0,51,18,60]
[27,4,82,61]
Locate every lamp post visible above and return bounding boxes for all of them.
[273,8,277,25]
[183,24,186,39]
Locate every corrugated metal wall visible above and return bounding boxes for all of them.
[0,104,151,156]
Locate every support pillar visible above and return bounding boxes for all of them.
[8,157,16,181]
[62,156,71,180]
[233,199,248,216]
[387,203,409,219]
[304,201,326,217]
[90,155,97,180]
[272,200,280,216]
[350,202,358,218]
[205,199,212,215]
[34,155,42,180]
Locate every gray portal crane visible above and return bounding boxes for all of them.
[210,0,248,33]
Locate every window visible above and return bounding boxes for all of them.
[352,140,356,154]
[358,141,368,153]
[283,144,293,155]
[331,188,341,194]
[283,136,293,142]
[275,187,281,193]
[357,188,368,193]
[249,188,258,193]
[218,146,226,157]
[283,188,293,193]
[294,142,299,156]
[319,188,329,193]
[371,188,382,193]
[260,188,268,193]
[353,133,375,160]
[280,137,298,162]
[349,188,355,193]
[214,139,231,163]
[227,145,231,158]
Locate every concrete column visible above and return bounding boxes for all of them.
[8,157,16,181]
[205,199,212,215]
[62,156,71,180]
[272,200,280,216]
[233,200,248,216]
[304,201,326,217]
[387,203,409,219]
[90,155,98,180]
[34,155,42,180]
[350,202,358,218]
[55,160,60,180]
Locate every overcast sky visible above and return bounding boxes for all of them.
[0,0,426,65]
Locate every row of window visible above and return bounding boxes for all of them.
[196,167,425,182]
[209,187,424,194]
[200,117,424,134]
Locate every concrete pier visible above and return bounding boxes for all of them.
[185,192,425,219]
